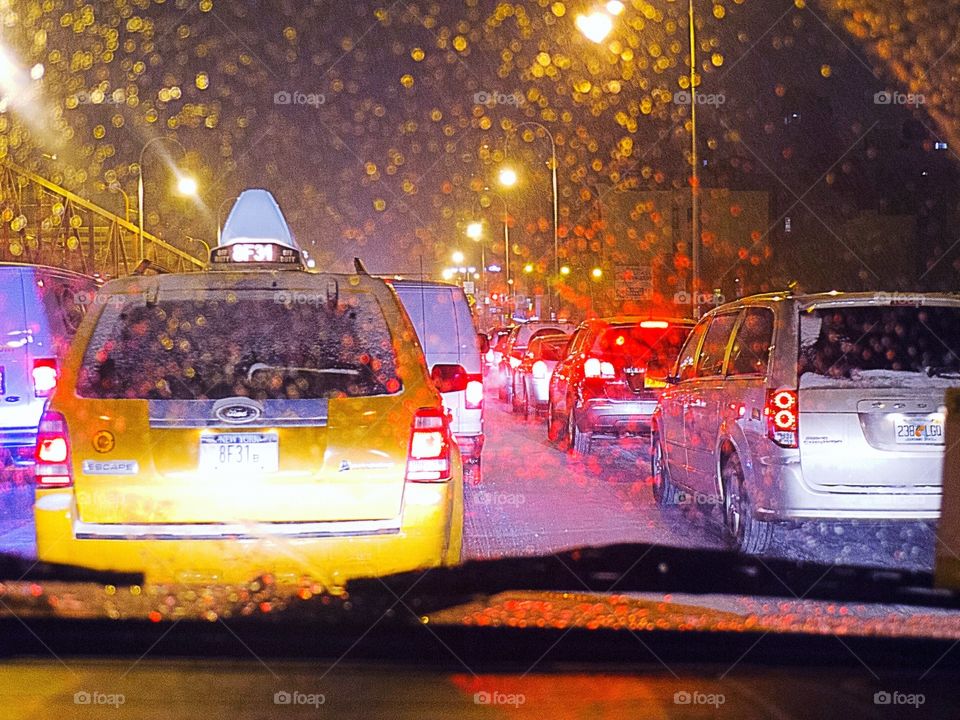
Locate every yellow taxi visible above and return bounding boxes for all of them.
[33,189,463,585]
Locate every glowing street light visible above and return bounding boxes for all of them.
[442,268,455,281]
[576,12,613,43]
[606,1,625,16]
[523,263,534,274]
[591,267,603,280]
[560,265,571,276]
[452,250,465,264]
[498,166,518,188]
[466,221,483,239]
[177,175,198,196]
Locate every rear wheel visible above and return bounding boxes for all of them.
[511,374,524,414]
[521,381,530,421]
[722,453,774,555]
[651,430,680,507]
[547,400,562,444]
[568,407,591,456]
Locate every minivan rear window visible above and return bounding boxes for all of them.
[798,304,960,386]
[77,290,402,400]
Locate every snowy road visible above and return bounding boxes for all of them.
[0,383,938,573]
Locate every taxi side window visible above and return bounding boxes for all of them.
[695,313,739,378]
[727,307,774,377]
[674,320,708,382]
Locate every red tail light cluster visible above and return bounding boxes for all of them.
[464,378,483,409]
[406,407,453,482]
[765,389,798,448]
[32,358,58,397]
[583,357,616,379]
[35,410,73,487]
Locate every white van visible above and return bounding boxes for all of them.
[390,280,484,467]
[0,264,97,465]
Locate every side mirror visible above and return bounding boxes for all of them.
[477,333,490,354]
[431,364,469,393]
[664,374,679,385]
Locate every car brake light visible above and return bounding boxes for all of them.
[509,356,522,369]
[765,389,798,448]
[640,320,669,329]
[406,408,452,482]
[485,349,495,363]
[532,360,549,379]
[465,378,483,409]
[35,410,72,487]
[584,357,615,379]
[32,358,58,397]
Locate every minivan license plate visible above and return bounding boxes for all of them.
[200,433,279,473]
[894,417,945,445]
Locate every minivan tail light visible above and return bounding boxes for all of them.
[532,360,549,379]
[765,389,798,448]
[32,358,58,397]
[584,357,616,379]
[465,378,483,409]
[406,408,452,482]
[35,410,72,487]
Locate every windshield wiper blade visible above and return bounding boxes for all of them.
[926,366,960,378]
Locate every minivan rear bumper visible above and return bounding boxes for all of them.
[753,457,941,521]
[0,427,38,465]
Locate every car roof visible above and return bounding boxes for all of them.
[95,268,392,295]
[387,279,463,290]
[725,291,960,309]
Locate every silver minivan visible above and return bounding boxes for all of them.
[390,280,484,467]
[652,291,960,553]
[0,263,97,465]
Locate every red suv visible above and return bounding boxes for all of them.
[547,317,695,456]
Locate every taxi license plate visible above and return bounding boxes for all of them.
[200,433,279,473]
[894,417,945,445]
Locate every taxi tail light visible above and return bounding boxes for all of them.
[766,389,798,448]
[464,377,483,409]
[35,410,72,487]
[32,358,58,397]
[583,356,616,379]
[406,408,452,482]
[532,360,549,379]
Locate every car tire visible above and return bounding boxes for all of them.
[568,407,590,456]
[498,370,508,402]
[547,400,561,444]
[722,453,774,555]
[511,375,523,414]
[521,381,530,421]
[651,430,680,507]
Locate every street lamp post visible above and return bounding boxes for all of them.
[501,121,560,318]
[483,188,511,316]
[466,220,485,297]
[577,0,700,318]
[137,136,195,264]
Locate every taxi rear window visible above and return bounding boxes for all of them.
[76,289,402,400]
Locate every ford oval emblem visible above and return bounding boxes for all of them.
[212,397,263,424]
